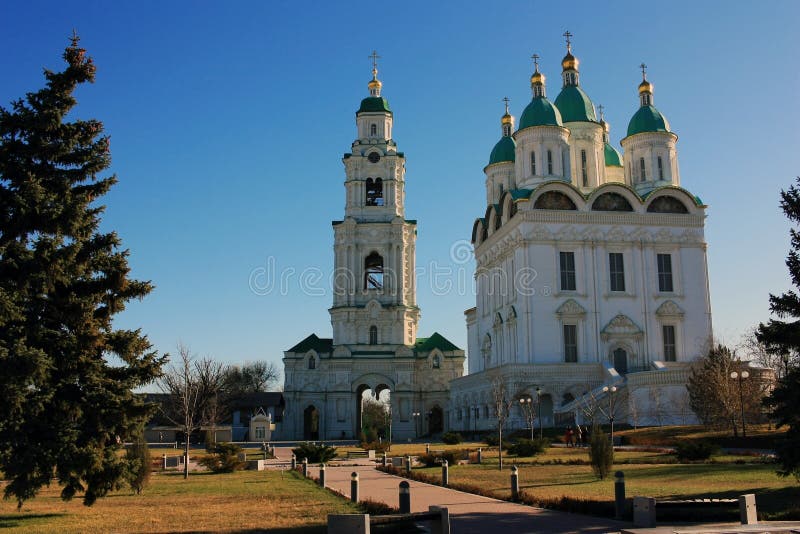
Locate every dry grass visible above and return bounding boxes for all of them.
[0,469,360,533]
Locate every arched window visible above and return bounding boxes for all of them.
[432,355,441,368]
[657,156,664,180]
[308,355,316,370]
[369,325,378,345]
[647,195,689,213]
[592,192,634,212]
[366,178,383,206]
[534,191,577,210]
[580,149,588,187]
[640,157,647,181]
[370,123,377,136]
[530,151,536,175]
[364,252,384,290]
[547,150,553,175]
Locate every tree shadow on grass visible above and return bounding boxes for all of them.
[0,512,65,529]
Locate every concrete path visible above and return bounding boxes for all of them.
[314,464,627,534]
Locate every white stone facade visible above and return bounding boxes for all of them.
[279,68,465,441]
[450,44,711,432]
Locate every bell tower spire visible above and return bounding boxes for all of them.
[368,50,382,97]
[638,63,654,107]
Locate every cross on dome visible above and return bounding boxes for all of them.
[640,63,648,80]
[367,50,383,97]
[531,53,540,71]
[563,31,573,52]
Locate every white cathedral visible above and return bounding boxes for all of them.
[280,37,712,440]
[451,35,711,431]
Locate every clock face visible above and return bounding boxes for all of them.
[368,152,380,164]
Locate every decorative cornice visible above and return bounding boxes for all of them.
[556,298,587,317]
[601,314,643,341]
[655,299,685,317]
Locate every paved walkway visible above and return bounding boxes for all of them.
[314,464,626,534]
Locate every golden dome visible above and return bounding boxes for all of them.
[600,119,610,133]
[530,70,545,85]
[562,52,579,71]
[638,79,653,94]
[501,112,514,126]
[368,78,382,90]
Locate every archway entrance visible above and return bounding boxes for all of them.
[428,405,443,435]
[303,405,319,440]
[355,385,391,442]
[613,348,628,374]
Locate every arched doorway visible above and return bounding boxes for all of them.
[613,348,628,374]
[303,405,319,440]
[355,384,391,442]
[428,405,443,435]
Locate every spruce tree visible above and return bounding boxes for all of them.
[0,35,163,507]
[758,177,800,479]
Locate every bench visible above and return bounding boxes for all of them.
[329,506,449,534]
[633,494,757,528]
[346,449,376,460]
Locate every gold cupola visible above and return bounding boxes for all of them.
[530,53,546,98]
[638,63,653,106]
[367,50,382,97]
[561,30,579,71]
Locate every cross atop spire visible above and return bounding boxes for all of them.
[640,62,648,80]
[598,104,605,121]
[502,96,510,115]
[369,50,381,76]
[563,31,573,51]
[531,53,540,71]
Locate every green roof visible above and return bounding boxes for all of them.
[287,334,333,354]
[488,136,516,165]
[626,105,670,137]
[518,97,563,129]
[604,142,623,167]
[554,85,596,123]
[358,97,391,114]
[414,332,461,353]
[510,188,533,200]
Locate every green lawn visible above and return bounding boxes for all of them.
[0,470,360,533]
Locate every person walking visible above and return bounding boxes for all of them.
[565,426,574,447]
[575,425,583,447]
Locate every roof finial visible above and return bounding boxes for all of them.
[502,96,510,115]
[640,62,648,81]
[367,50,383,97]
[531,53,540,72]
[598,104,605,122]
[563,31,573,52]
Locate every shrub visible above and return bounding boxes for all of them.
[509,438,548,457]
[589,428,613,479]
[292,442,337,463]
[419,449,462,467]
[360,498,397,515]
[441,432,462,445]
[125,438,151,494]
[360,440,390,452]
[674,440,720,461]
[199,442,246,473]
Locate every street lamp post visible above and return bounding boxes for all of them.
[536,387,543,440]
[602,385,617,446]
[730,370,750,438]
[519,397,534,440]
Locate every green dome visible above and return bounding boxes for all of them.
[604,142,622,167]
[518,97,563,129]
[358,97,391,113]
[488,136,516,165]
[626,105,670,136]
[554,85,597,122]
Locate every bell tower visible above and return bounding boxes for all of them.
[331,52,419,347]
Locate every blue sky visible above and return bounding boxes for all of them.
[2,1,799,374]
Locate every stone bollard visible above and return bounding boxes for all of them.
[291,453,296,470]
[350,472,359,502]
[162,454,167,469]
[614,471,625,519]
[441,459,449,487]
[739,493,757,525]
[429,506,451,534]
[319,463,326,487]
[261,442,267,459]
[405,455,411,474]
[633,496,656,528]
[399,480,411,514]
[302,457,308,477]
[510,465,519,501]
[477,448,482,464]
[382,452,387,467]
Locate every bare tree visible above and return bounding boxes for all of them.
[740,326,797,379]
[196,358,227,446]
[159,344,202,479]
[489,373,515,470]
[222,361,281,398]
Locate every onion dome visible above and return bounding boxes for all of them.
[626,64,671,136]
[489,98,516,165]
[358,51,391,114]
[519,54,563,129]
[554,32,597,123]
